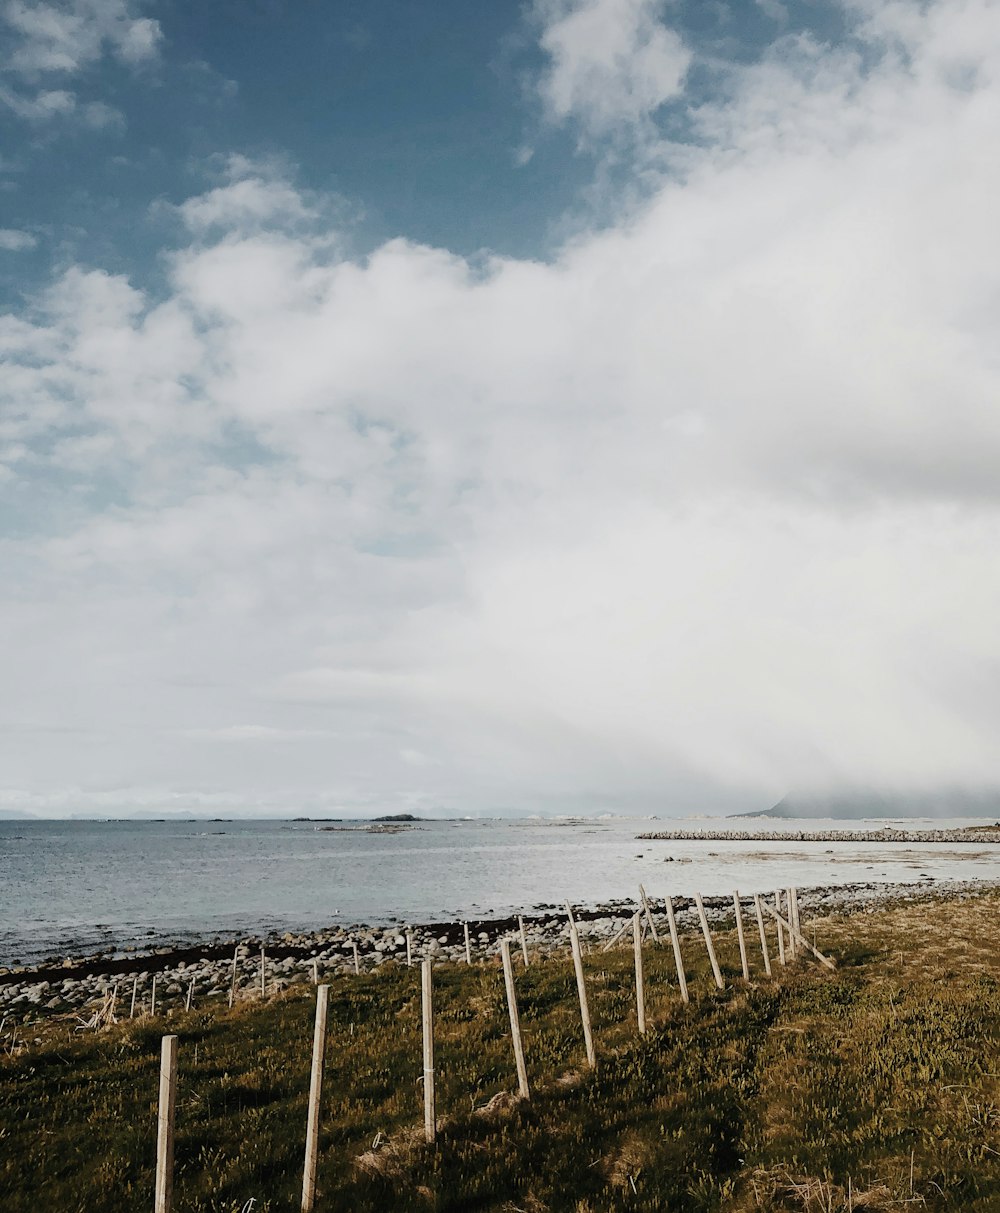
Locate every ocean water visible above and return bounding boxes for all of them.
[2,816,998,967]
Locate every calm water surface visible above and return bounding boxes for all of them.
[2,816,997,966]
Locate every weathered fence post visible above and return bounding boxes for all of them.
[154,1034,177,1213]
[130,975,138,1019]
[421,958,436,1143]
[150,974,157,1017]
[762,902,836,971]
[406,930,413,968]
[185,976,195,1013]
[663,896,690,1003]
[260,947,267,998]
[500,939,530,1099]
[301,984,330,1213]
[733,891,750,980]
[753,894,773,977]
[518,915,530,968]
[464,922,472,965]
[694,894,724,990]
[639,884,662,943]
[311,958,318,985]
[352,941,360,976]
[633,912,646,1035]
[228,947,239,1008]
[569,922,596,1068]
[774,892,786,965]
[785,888,797,959]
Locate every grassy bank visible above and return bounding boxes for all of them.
[1,891,998,1212]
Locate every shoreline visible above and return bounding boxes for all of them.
[637,827,1000,843]
[3,876,998,1026]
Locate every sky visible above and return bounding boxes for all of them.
[2,0,1000,819]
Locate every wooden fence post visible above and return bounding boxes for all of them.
[785,888,797,959]
[569,923,596,1068]
[352,941,360,976]
[300,984,330,1212]
[753,894,773,977]
[406,930,413,968]
[518,916,530,968]
[185,976,195,1013]
[500,939,530,1099]
[663,896,690,1003]
[150,974,157,1017]
[639,884,662,943]
[761,902,836,971]
[312,959,318,985]
[694,894,724,990]
[260,947,267,998]
[464,922,472,965]
[632,912,646,1035]
[154,1034,177,1213]
[774,892,786,965]
[421,958,436,1143]
[130,975,138,1019]
[228,947,239,1008]
[733,891,750,980]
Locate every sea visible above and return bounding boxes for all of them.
[2,815,998,968]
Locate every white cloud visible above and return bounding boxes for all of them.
[175,157,321,235]
[3,0,1000,815]
[534,0,691,138]
[0,0,160,124]
[0,227,36,250]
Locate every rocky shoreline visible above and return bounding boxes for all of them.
[2,878,997,1029]
[636,828,1000,843]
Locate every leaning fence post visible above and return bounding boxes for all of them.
[753,894,773,977]
[639,884,662,943]
[733,891,750,980]
[228,947,239,1008]
[663,896,690,1003]
[185,976,195,1013]
[785,888,797,959]
[421,958,436,1143]
[694,894,725,989]
[154,1034,178,1213]
[150,974,157,1017]
[130,975,139,1019]
[774,892,786,965]
[464,922,472,965]
[632,912,646,1035]
[500,939,530,1099]
[518,915,530,968]
[300,984,330,1212]
[569,922,596,1068]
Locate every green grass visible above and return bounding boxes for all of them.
[2,892,999,1212]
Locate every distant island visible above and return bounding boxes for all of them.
[734,790,1000,821]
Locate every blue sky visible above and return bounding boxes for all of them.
[0,0,853,303]
[2,0,1000,817]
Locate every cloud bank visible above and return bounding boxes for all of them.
[3,0,1000,815]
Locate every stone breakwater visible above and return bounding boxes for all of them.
[636,829,1000,843]
[1,879,996,1030]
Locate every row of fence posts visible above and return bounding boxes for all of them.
[150,885,833,1212]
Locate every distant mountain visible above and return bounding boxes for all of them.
[741,790,1000,821]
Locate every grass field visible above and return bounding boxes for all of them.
[1,891,998,1212]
